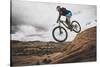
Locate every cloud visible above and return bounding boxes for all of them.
[32,24,48,32]
[11,0,97,41]
[26,34,44,38]
[11,24,48,34]
[11,0,50,34]
[11,25,18,34]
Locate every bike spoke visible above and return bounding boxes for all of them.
[72,22,80,32]
[53,27,67,41]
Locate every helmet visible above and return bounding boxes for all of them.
[56,6,60,11]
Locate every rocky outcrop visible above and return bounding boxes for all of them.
[51,26,96,63]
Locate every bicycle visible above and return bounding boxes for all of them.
[52,20,81,42]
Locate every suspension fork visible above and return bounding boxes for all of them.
[59,21,62,34]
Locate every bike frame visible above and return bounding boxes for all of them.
[58,20,69,34]
[59,20,69,29]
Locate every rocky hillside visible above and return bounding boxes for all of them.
[51,26,96,63]
[11,26,96,66]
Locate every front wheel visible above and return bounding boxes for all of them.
[71,21,81,33]
[52,26,68,42]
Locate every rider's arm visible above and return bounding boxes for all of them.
[57,12,61,23]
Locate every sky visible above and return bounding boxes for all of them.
[11,0,97,42]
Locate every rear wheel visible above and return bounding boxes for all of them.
[52,26,68,42]
[71,21,81,33]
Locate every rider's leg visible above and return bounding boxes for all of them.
[66,16,73,31]
[66,16,70,27]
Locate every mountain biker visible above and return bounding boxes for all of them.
[56,6,72,30]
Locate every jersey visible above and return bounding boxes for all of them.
[59,7,72,17]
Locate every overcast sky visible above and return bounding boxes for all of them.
[11,0,97,42]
